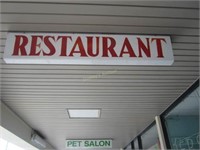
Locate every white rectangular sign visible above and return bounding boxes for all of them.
[3,33,174,65]
[66,139,112,149]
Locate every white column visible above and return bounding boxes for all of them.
[155,116,167,150]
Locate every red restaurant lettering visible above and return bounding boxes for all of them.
[12,35,28,56]
[119,37,136,57]
[12,35,166,58]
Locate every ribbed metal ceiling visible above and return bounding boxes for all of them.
[0,1,199,150]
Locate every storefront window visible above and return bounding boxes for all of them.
[141,124,161,149]
[164,86,199,149]
[125,143,132,150]
[134,138,139,150]
[124,82,199,150]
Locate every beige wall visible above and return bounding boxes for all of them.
[0,102,55,150]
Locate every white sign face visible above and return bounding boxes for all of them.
[3,33,174,65]
[66,139,112,149]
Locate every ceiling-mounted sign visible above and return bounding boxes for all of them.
[65,139,112,149]
[3,33,174,65]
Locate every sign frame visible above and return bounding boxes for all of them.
[3,33,174,65]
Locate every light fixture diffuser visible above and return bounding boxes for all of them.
[67,109,101,119]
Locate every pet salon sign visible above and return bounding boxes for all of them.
[66,139,112,149]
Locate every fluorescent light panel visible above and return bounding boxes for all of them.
[68,109,100,118]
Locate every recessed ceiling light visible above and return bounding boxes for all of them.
[67,109,101,119]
